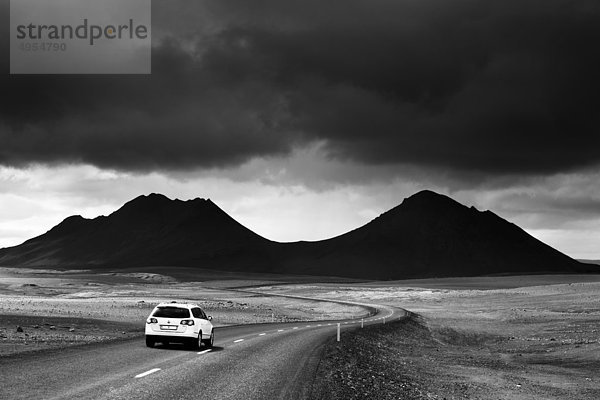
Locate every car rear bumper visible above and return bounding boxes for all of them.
[146,333,198,343]
[145,324,211,340]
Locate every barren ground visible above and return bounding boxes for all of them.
[0,268,368,357]
[260,275,600,399]
[3,267,600,399]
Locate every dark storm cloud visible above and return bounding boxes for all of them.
[1,0,600,174]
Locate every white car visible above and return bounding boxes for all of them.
[145,302,214,349]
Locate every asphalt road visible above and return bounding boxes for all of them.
[0,305,405,400]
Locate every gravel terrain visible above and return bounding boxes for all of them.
[314,311,600,399]
[0,314,139,357]
[278,276,600,399]
[4,267,598,398]
[0,267,366,357]
[314,313,440,399]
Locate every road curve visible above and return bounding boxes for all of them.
[0,305,405,400]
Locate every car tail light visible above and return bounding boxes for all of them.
[180,319,194,326]
[146,318,158,324]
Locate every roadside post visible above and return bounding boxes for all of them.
[361,319,364,328]
[337,323,340,342]
[383,317,386,324]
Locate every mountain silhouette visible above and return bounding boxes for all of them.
[0,191,593,279]
[0,194,276,271]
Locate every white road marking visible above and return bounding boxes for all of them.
[234,339,244,343]
[259,333,266,336]
[317,324,321,327]
[306,325,311,327]
[135,368,161,378]
[197,349,212,355]
[293,327,298,330]
[277,329,284,332]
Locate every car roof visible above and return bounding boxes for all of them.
[155,302,201,309]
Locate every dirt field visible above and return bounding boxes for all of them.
[4,267,600,398]
[259,275,600,399]
[0,268,367,357]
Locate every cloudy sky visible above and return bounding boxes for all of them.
[1,0,599,259]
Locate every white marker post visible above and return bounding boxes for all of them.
[337,323,340,342]
[271,313,274,323]
[361,319,364,328]
[383,317,386,324]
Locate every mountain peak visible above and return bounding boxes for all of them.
[104,194,232,236]
[402,190,462,208]
[126,193,215,206]
[407,189,442,199]
[130,192,172,204]
[373,190,466,224]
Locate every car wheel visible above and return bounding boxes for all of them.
[145,336,155,348]
[192,331,202,350]
[203,331,214,348]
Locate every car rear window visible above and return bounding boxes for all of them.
[152,306,190,318]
